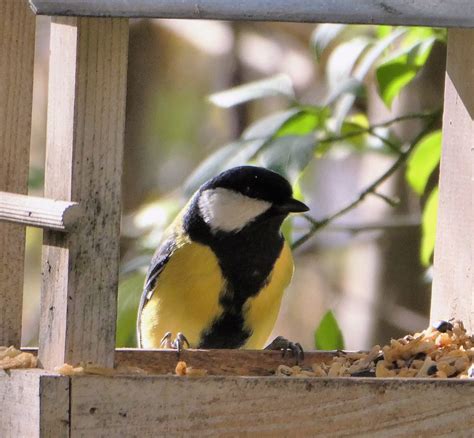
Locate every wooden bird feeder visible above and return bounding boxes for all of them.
[1,1,473,435]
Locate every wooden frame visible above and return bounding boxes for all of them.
[39,14,128,370]
[431,29,474,329]
[1,0,473,436]
[0,0,36,348]
[28,0,474,28]
[4,350,474,435]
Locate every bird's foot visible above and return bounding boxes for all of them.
[265,336,304,364]
[160,332,190,358]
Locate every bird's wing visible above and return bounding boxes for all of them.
[136,236,177,346]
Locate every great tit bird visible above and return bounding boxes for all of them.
[137,165,309,351]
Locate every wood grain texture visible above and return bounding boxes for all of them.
[39,17,128,369]
[0,0,35,347]
[28,0,474,27]
[70,375,474,437]
[0,191,81,231]
[115,348,335,376]
[39,373,70,437]
[432,29,474,332]
[0,369,69,438]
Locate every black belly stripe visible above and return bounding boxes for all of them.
[185,209,285,349]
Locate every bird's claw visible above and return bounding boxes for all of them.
[172,332,190,353]
[160,331,190,359]
[265,336,304,364]
[160,331,173,349]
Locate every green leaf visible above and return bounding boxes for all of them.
[354,28,407,82]
[242,108,301,140]
[258,134,316,182]
[326,37,371,92]
[376,25,393,39]
[311,23,347,60]
[406,130,441,195]
[116,272,145,347]
[339,120,369,150]
[183,109,306,196]
[403,27,438,47]
[275,107,329,137]
[324,77,364,107]
[208,74,295,108]
[281,217,293,244]
[421,188,438,267]
[333,27,407,131]
[183,139,266,196]
[314,310,345,350]
[376,37,435,107]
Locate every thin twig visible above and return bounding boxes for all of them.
[291,112,440,250]
[319,109,441,147]
[367,129,400,153]
[298,215,420,234]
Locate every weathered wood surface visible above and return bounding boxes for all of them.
[39,17,129,369]
[0,0,35,347]
[70,375,474,437]
[29,0,474,27]
[118,349,335,375]
[432,29,474,333]
[22,347,339,375]
[0,192,81,232]
[0,369,69,438]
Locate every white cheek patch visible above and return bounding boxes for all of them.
[198,188,271,233]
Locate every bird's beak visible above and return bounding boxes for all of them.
[276,198,309,214]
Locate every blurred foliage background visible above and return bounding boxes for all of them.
[23,18,445,351]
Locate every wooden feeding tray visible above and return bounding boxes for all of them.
[3,349,474,436]
[1,1,474,436]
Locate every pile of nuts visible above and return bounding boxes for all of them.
[277,320,474,379]
[0,346,37,370]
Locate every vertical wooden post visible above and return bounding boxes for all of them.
[432,29,474,332]
[0,1,35,346]
[39,17,128,369]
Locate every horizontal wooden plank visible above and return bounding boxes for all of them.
[22,347,336,375]
[0,369,69,437]
[0,191,81,231]
[70,374,474,436]
[115,348,335,375]
[29,0,474,27]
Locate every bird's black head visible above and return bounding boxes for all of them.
[187,166,309,236]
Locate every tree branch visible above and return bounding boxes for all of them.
[318,109,441,148]
[291,112,441,250]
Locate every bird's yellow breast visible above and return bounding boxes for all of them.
[243,241,294,349]
[139,239,224,348]
[140,237,294,350]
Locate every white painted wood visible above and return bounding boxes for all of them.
[0,369,69,438]
[0,0,35,347]
[0,192,81,232]
[432,29,474,332]
[28,0,474,27]
[39,17,129,369]
[70,375,474,437]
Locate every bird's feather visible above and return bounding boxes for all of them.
[138,234,225,348]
